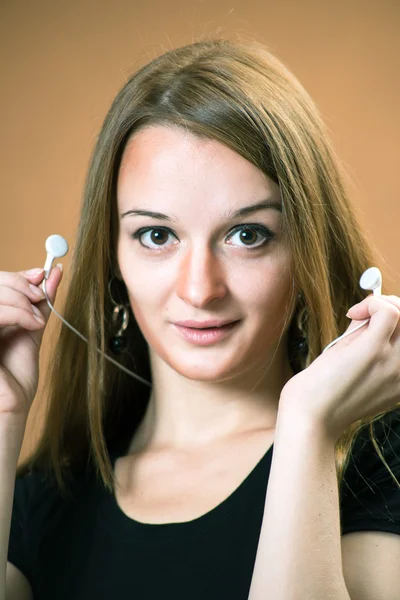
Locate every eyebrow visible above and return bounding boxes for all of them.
[120,199,282,221]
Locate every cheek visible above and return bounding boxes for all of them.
[127,292,165,356]
[125,280,158,326]
[242,272,294,352]
[235,253,293,312]
[122,265,168,351]
[254,285,292,336]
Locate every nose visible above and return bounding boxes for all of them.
[176,244,228,307]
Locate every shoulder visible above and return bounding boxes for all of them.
[12,463,94,532]
[340,409,400,598]
[343,407,400,481]
[340,407,400,535]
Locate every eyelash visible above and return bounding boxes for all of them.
[131,224,275,252]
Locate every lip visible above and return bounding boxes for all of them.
[172,320,240,346]
[173,319,238,328]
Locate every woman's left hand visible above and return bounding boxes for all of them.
[280,294,400,443]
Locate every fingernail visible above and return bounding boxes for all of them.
[346,302,361,317]
[29,284,45,298]
[32,305,44,319]
[56,263,63,273]
[24,268,44,277]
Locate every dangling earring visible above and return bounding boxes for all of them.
[108,278,130,354]
[295,296,309,354]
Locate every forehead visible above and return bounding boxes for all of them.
[120,124,242,169]
[117,125,281,216]
[118,126,278,189]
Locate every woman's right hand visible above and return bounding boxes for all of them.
[0,265,63,421]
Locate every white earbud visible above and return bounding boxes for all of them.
[359,266,382,296]
[44,234,69,279]
[322,265,383,353]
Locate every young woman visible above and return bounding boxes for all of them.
[3,39,400,600]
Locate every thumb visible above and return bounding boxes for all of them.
[347,295,400,342]
[37,264,64,322]
[24,264,64,323]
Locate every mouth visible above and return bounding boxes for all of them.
[173,319,240,329]
[188,323,237,330]
[172,320,241,345]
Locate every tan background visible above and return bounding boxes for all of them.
[1,0,399,462]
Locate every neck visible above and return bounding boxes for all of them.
[127,347,294,455]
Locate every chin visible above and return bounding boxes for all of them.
[164,354,248,382]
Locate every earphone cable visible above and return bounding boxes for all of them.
[40,279,152,388]
[322,319,370,353]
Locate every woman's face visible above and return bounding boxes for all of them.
[116,125,294,382]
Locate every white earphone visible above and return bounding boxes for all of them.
[40,234,382,372]
[322,266,382,353]
[359,266,382,296]
[44,235,69,278]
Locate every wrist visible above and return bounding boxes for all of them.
[277,394,337,447]
[0,415,27,454]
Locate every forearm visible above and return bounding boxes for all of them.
[248,404,350,600]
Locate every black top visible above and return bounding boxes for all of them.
[8,409,400,599]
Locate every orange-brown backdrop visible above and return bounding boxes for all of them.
[1,0,399,462]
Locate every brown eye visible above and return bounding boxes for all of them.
[150,230,169,245]
[238,228,258,245]
[227,225,275,249]
[132,227,177,250]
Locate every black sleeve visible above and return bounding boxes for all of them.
[340,407,400,536]
[7,473,36,584]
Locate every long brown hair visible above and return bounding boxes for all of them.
[17,38,400,500]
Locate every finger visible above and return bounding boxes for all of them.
[0,284,45,318]
[22,265,63,322]
[0,303,46,329]
[21,267,45,281]
[0,269,45,304]
[347,295,400,342]
[347,295,400,317]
